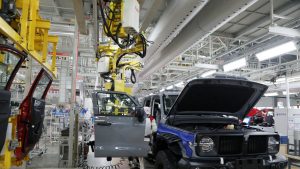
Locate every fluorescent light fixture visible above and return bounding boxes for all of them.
[256,41,297,61]
[276,77,286,82]
[149,93,154,95]
[175,81,184,88]
[160,88,165,92]
[275,75,300,84]
[49,31,74,36]
[223,57,247,72]
[264,92,278,97]
[166,85,174,90]
[283,91,297,95]
[201,70,217,77]
[195,63,219,69]
[269,26,300,38]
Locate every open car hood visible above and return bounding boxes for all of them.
[168,78,268,119]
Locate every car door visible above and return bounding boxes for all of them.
[15,68,52,160]
[151,96,161,123]
[92,91,149,157]
[0,44,26,153]
[142,97,151,116]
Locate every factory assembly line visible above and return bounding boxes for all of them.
[0,0,300,169]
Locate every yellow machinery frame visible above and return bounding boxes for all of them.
[0,0,59,168]
[0,116,25,169]
[0,0,59,78]
[98,0,147,95]
[98,44,143,95]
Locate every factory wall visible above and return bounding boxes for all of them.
[256,96,300,108]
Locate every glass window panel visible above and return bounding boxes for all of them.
[96,92,137,116]
[33,74,51,99]
[0,51,21,89]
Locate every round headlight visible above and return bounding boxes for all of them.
[199,137,214,152]
[268,136,279,153]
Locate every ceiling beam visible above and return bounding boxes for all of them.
[234,1,300,38]
[72,0,87,35]
[140,0,164,32]
[139,0,259,79]
[143,0,209,64]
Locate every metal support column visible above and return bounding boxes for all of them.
[79,82,85,105]
[270,0,274,25]
[68,21,79,168]
[93,0,98,51]
[59,60,68,103]
[286,76,290,147]
[92,0,100,90]
[286,77,290,108]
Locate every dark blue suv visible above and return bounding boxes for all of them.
[152,78,287,169]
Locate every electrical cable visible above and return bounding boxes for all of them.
[99,0,118,44]
[99,0,151,61]
[130,69,136,84]
[99,0,132,49]
[99,0,149,51]
[115,53,127,67]
[115,34,148,68]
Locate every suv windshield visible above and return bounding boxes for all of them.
[163,94,178,114]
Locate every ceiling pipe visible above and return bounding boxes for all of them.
[143,0,210,63]
[139,0,259,79]
[206,16,300,63]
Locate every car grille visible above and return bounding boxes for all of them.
[196,134,272,156]
[247,135,268,154]
[218,136,243,155]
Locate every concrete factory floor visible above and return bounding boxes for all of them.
[25,143,150,169]
[25,143,130,169]
[14,143,298,169]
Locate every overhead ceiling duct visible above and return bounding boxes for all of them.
[139,0,259,79]
[143,0,210,64]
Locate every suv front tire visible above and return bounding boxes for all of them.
[154,150,177,169]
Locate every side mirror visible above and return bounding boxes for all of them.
[135,107,145,123]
